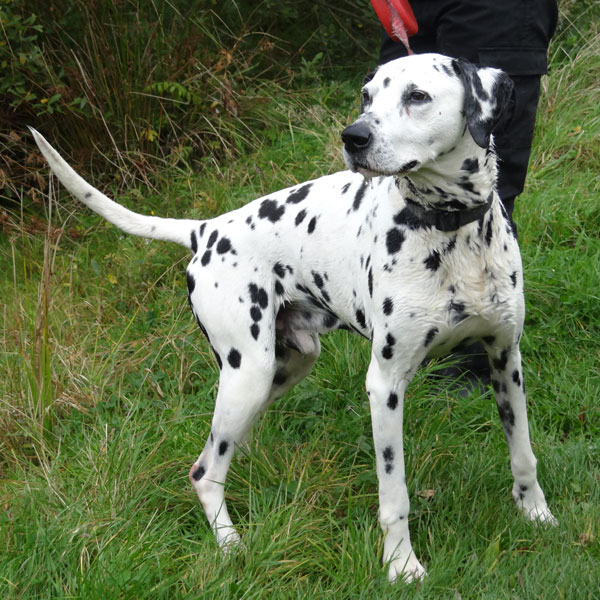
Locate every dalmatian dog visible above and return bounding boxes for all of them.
[30,52,556,584]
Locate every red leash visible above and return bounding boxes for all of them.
[370,0,418,55]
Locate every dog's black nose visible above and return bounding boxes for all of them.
[341,122,372,153]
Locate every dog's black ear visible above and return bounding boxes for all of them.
[452,58,514,148]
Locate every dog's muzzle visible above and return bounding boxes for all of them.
[341,122,372,154]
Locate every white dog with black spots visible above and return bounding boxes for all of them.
[30,52,556,584]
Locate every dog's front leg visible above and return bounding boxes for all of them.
[486,342,557,525]
[366,356,426,583]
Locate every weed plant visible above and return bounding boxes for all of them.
[0,1,598,598]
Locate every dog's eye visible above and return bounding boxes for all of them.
[361,90,371,106]
[410,90,430,102]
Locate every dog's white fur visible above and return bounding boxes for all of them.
[30,53,556,584]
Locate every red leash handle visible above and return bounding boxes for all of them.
[370,0,418,54]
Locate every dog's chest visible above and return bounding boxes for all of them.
[288,178,520,346]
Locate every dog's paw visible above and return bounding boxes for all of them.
[216,527,242,552]
[513,483,557,526]
[387,554,427,584]
[521,503,558,526]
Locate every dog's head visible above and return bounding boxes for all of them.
[342,53,513,178]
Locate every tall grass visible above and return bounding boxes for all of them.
[1,0,377,210]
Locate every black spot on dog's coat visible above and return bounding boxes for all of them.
[424,250,442,271]
[512,370,521,386]
[449,300,468,322]
[387,392,398,410]
[497,400,515,435]
[207,230,218,248]
[201,251,212,266]
[307,216,317,234]
[353,180,368,211]
[190,230,198,253]
[219,441,229,456]
[186,271,195,295]
[216,237,232,254]
[461,158,480,173]
[295,209,307,226]
[493,348,509,371]
[273,262,286,278]
[249,284,268,309]
[312,272,325,289]
[259,199,285,223]
[424,327,438,347]
[383,446,394,473]
[382,333,396,359]
[485,214,494,246]
[192,465,205,481]
[287,183,312,204]
[227,349,242,369]
[458,178,477,194]
[386,228,405,254]
[355,309,367,330]
[444,236,457,255]
[383,298,393,316]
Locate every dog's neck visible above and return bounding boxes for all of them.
[397,139,498,214]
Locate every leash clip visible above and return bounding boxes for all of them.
[370,0,418,55]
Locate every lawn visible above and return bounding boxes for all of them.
[0,3,598,599]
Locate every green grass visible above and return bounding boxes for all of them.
[1,16,599,600]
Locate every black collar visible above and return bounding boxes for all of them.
[404,194,493,232]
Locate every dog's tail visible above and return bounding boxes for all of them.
[29,128,200,250]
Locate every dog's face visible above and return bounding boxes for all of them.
[342,53,513,178]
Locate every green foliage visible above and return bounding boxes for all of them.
[0,6,53,115]
[551,0,600,65]
[0,0,377,211]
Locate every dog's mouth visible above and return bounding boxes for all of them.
[345,151,421,180]
[353,164,381,179]
[351,161,417,180]
[344,153,385,179]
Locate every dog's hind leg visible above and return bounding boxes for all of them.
[189,357,274,548]
[486,343,557,524]
[189,335,321,548]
